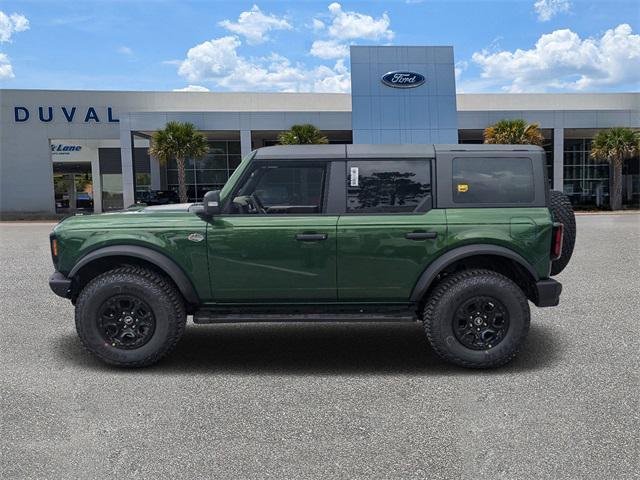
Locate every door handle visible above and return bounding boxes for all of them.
[295,233,328,241]
[405,231,438,240]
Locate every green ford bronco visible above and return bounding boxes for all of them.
[49,144,576,369]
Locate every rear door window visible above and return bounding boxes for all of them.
[346,160,431,213]
[452,157,534,204]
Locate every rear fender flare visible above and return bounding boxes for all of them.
[410,244,540,302]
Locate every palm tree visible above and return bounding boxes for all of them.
[148,122,209,203]
[483,119,544,146]
[590,127,640,210]
[278,124,329,145]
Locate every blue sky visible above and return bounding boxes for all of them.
[0,0,638,93]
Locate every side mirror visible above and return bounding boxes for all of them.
[202,190,221,216]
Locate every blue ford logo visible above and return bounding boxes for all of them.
[381,71,425,89]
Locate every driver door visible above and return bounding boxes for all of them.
[207,161,338,302]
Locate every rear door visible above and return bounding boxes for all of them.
[208,160,339,302]
[337,158,447,302]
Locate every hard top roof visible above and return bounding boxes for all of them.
[252,143,543,160]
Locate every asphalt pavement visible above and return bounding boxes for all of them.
[1,215,638,479]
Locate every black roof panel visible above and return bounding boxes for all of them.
[253,143,544,160]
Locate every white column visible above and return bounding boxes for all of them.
[91,150,102,213]
[120,117,135,208]
[240,130,252,158]
[553,128,564,192]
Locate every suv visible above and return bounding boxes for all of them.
[135,189,180,206]
[49,144,576,369]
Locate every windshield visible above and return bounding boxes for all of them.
[219,150,256,203]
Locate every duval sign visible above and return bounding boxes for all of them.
[14,106,119,123]
[381,71,426,89]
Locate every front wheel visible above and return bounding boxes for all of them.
[75,266,186,367]
[422,269,530,368]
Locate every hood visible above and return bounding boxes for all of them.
[138,203,196,213]
[52,203,202,232]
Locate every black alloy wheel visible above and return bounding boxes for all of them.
[453,296,510,350]
[98,295,156,349]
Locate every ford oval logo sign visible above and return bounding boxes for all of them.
[381,71,425,89]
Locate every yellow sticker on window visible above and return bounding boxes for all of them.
[457,183,469,193]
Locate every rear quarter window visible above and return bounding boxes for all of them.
[452,157,535,204]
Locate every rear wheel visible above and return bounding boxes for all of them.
[549,190,576,275]
[422,269,530,368]
[75,266,186,367]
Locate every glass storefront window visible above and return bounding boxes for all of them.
[52,162,94,214]
[136,173,151,192]
[165,140,241,202]
[622,156,640,208]
[101,174,124,211]
[563,138,610,209]
[99,148,124,210]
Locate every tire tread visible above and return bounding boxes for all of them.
[423,269,530,369]
[75,266,186,368]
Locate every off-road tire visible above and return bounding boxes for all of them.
[423,269,530,369]
[75,266,186,367]
[549,190,576,276]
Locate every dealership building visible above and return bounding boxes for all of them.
[1,45,638,215]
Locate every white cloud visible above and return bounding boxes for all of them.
[173,85,211,92]
[0,11,28,79]
[0,11,29,43]
[308,3,394,60]
[177,35,350,93]
[219,5,291,45]
[471,24,640,92]
[454,60,468,80]
[177,3,397,92]
[117,46,134,56]
[323,3,393,41]
[311,58,350,93]
[0,52,14,79]
[533,0,571,22]
[178,36,242,82]
[310,39,349,60]
[311,18,325,32]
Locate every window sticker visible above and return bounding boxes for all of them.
[350,167,359,187]
[457,183,469,193]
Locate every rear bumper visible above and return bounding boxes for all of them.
[49,271,72,298]
[533,278,562,307]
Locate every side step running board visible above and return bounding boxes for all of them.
[193,312,418,324]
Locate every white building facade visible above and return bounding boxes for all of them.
[1,46,638,215]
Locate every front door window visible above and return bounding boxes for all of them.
[231,164,326,215]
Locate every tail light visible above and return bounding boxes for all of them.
[551,223,564,260]
[50,235,59,267]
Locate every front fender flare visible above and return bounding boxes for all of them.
[69,245,200,305]
[410,244,540,302]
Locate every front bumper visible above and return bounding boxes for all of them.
[49,271,72,298]
[533,278,562,307]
